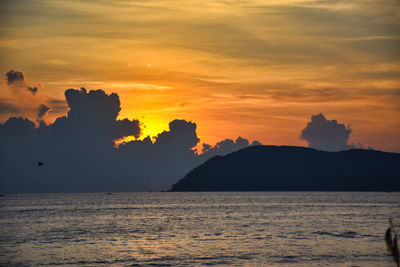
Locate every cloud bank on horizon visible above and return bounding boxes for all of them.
[0,65,381,193]
[0,83,262,193]
[0,70,369,193]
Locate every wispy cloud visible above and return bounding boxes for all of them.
[110,83,171,90]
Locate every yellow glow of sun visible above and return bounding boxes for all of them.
[113,119,170,148]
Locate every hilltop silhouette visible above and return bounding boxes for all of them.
[170,146,400,191]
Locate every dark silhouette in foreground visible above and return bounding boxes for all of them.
[386,218,400,266]
[170,146,400,191]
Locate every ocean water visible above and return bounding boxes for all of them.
[0,192,399,266]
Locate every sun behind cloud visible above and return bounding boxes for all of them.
[0,0,399,152]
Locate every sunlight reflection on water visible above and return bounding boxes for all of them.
[0,192,399,266]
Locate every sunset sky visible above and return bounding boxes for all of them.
[1,0,399,152]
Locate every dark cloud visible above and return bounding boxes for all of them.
[202,143,212,153]
[5,69,24,85]
[5,69,40,96]
[0,117,35,137]
[201,136,252,158]
[116,119,201,190]
[155,120,199,151]
[251,140,262,146]
[0,88,258,193]
[37,104,50,120]
[65,88,120,123]
[56,88,141,141]
[300,113,354,152]
[115,119,142,139]
[27,86,38,95]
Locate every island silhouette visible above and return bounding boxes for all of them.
[170,146,400,191]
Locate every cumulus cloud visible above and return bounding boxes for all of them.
[5,70,24,85]
[2,70,51,122]
[300,113,355,152]
[201,136,255,158]
[65,88,120,122]
[155,120,199,151]
[47,88,141,145]
[37,104,50,120]
[0,87,258,193]
[115,119,202,190]
[5,70,39,95]
[60,88,140,140]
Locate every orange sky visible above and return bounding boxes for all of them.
[0,0,399,152]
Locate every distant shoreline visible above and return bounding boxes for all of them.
[171,146,400,192]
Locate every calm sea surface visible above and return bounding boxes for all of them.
[0,192,399,266]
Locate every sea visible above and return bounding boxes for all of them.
[0,192,399,266]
